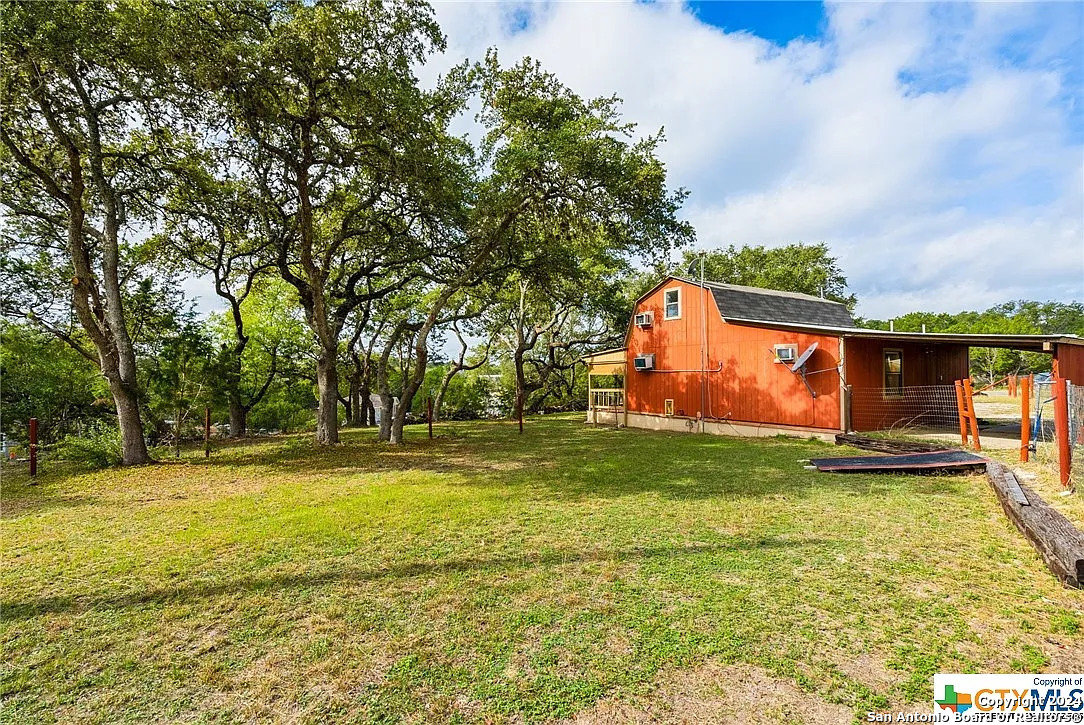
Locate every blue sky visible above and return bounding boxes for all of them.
[687,1,827,45]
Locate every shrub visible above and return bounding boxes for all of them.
[53,423,123,469]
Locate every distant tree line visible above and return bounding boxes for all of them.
[859,301,1084,384]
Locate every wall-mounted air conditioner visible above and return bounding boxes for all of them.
[773,344,798,364]
[634,311,654,328]
[633,353,655,371]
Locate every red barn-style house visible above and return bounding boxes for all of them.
[583,276,1084,440]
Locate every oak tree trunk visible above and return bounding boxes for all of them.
[112,377,148,464]
[315,351,340,445]
[377,394,394,441]
[228,393,247,438]
[348,374,362,426]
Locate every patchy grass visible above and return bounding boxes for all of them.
[2,415,1082,723]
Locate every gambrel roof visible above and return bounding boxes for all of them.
[667,276,856,328]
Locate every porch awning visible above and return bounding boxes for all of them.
[582,348,627,375]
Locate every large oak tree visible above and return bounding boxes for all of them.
[0,1,194,464]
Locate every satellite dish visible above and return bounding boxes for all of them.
[791,342,818,373]
[790,342,820,397]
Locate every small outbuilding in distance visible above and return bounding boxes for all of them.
[583,275,1084,440]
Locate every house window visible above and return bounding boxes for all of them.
[664,288,681,319]
[883,349,903,397]
[664,399,674,416]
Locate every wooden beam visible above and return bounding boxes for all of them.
[954,380,969,447]
[1053,377,1071,488]
[834,434,946,454]
[986,461,1084,588]
[963,378,981,451]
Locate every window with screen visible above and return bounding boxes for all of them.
[883,349,903,397]
[664,288,680,319]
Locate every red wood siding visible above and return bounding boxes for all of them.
[843,338,969,432]
[843,338,968,389]
[1054,344,1084,384]
[625,280,843,431]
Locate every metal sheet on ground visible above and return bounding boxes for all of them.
[809,449,988,473]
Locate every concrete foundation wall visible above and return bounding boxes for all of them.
[586,410,839,443]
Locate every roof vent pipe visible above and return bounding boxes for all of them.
[890,320,894,332]
[922,323,927,334]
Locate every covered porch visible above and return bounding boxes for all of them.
[582,348,627,426]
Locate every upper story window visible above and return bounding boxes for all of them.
[664,287,681,320]
[883,349,903,397]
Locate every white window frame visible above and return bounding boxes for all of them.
[883,348,904,398]
[663,287,681,320]
[664,399,674,416]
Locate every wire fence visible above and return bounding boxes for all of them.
[850,384,961,433]
[1070,383,1083,484]
[1028,380,1059,469]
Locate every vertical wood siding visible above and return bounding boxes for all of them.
[625,280,843,431]
[1054,344,1084,384]
[843,338,969,432]
[843,338,968,389]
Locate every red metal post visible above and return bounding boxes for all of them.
[427,397,433,439]
[29,417,38,478]
[1020,375,1030,463]
[204,407,211,458]
[1053,377,1071,488]
[963,378,981,452]
[954,381,969,446]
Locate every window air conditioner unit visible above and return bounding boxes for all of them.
[774,344,797,363]
[633,353,655,371]
[634,311,654,328]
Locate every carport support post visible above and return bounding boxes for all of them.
[1020,375,1030,463]
[963,378,981,452]
[1053,377,1071,488]
[954,381,969,446]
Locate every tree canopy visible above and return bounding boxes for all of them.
[1,0,1078,464]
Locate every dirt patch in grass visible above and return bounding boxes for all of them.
[563,662,851,724]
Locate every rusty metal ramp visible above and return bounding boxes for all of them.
[808,449,988,473]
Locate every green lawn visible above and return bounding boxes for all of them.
[2,415,1081,723]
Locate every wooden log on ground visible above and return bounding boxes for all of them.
[986,460,1084,589]
[834,434,947,455]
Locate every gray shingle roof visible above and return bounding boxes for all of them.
[671,277,855,327]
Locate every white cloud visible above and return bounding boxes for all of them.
[427,0,1084,320]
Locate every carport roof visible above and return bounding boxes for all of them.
[719,318,1084,352]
